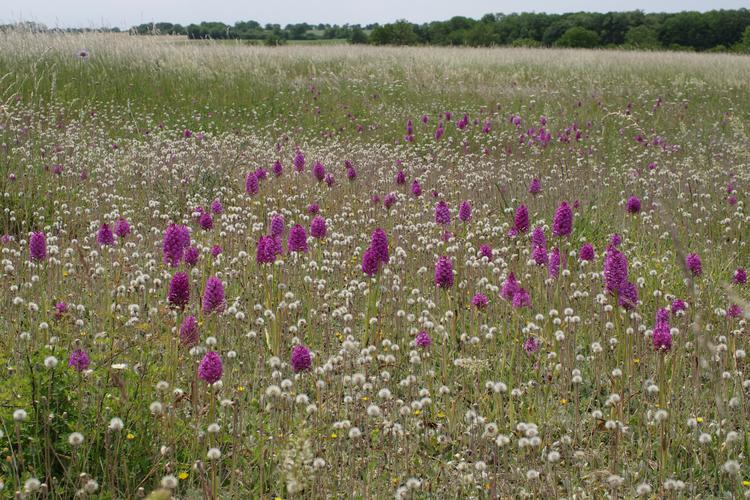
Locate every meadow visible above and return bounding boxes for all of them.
[1,31,750,498]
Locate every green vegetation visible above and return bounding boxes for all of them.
[5,9,750,51]
[0,31,749,498]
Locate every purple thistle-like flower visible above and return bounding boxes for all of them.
[434,256,454,288]
[552,201,573,237]
[255,168,267,181]
[162,224,190,267]
[652,310,672,352]
[435,201,451,225]
[68,349,91,372]
[361,246,380,276]
[202,276,225,315]
[514,204,529,233]
[54,301,68,320]
[529,178,541,195]
[523,336,540,354]
[383,192,397,209]
[288,224,308,253]
[626,195,641,215]
[656,308,670,324]
[245,172,259,195]
[210,245,222,257]
[512,288,531,309]
[579,243,595,261]
[29,231,47,261]
[272,160,283,177]
[96,223,114,246]
[671,299,687,315]
[472,293,489,309]
[411,180,422,197]
[167,272,190,308]
[210,199,222,214]
[325,172,334,186]
[434,123,444,141]
[685,253,702,277]
[479,244,493,260]
[291,345,312,372]
[548,247,561,278]
[115,218,131,238]
[726,304,742,319]
[501,272,519,300]
[609,233,622,247]
[312,161,326,182]
[293,151,305,173]
[532,245,548,266]
[184,246,199,267]
[198,351,223,384]
[370,228,390,264]
[256,236,274,265]
[733,267,747,285]
[347,166,357,181]
[307,203,320,215]
[458,201,472,222]
[618,281,638,310]
[727,304,742,318]
[415,330,432,348]
[396,170,406,185]
[604,246,628,294]
[310,216,327,239]
[179,315,199,347]
[270,214,285,237]
[199,212,213,231]
[531,226,546,248]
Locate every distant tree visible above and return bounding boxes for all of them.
[658,12,710,50]
[624,25,660,48]
[736,26,750,52]
[465,22,498,46]
[349,27,369,44]
[369,20,419,45]
[265,34,286,46]
[542,20,573,46]
[555,26,601,48]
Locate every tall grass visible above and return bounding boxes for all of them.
[0,31,749,498]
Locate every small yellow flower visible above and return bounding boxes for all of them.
[633,358,640,364]
[237,386,245,392]
[361,396,369,401]
[437,411,446,418]
[414,409,421,416]
[178,472,189,480]
[696,417,704,423]
[63,271,69,277]
[127,433,135,440]
[330,433,337,439]
[560,399,568,405]
[742,480,750,487]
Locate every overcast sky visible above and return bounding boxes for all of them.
[6,0,748,29]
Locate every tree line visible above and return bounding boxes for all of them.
[5,10,750,52]
[364,10,750,51]
[131,10,750,51]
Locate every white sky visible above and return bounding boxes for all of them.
[5,0,748,29]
